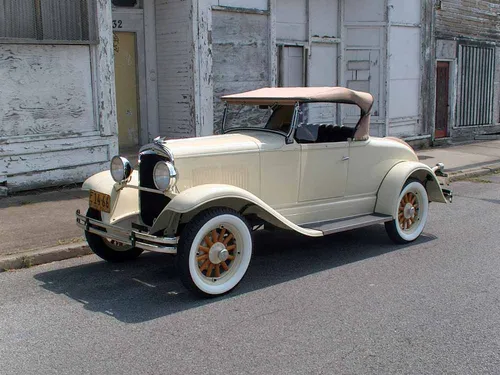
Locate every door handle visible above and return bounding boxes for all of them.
[342,156,350,161]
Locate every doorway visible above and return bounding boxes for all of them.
[114,31,140,149]
[435,61,450,138]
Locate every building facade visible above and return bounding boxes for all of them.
[1,0,433,193]
[432,0,500,142]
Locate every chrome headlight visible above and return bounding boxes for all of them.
[153,161,178,191]
[110,156,133,182]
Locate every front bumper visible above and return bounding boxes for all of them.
[76,209,177,254]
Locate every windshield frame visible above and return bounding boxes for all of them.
[221,101,299,144]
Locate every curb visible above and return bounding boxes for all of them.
[447,162,500,182]
[0,242,92,272]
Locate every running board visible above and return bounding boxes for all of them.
[301,213,393,235]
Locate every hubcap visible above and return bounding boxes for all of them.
[208,242,228,264]
[398,192,419,231]
[197,226,237,280]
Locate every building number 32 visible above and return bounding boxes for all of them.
[112,20,123,29]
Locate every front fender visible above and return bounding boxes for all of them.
[82,170,115,194]
[150,184,323,237]
[375,161,447,217]
[81,170,139,224]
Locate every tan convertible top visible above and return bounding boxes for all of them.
[222,87,374,114]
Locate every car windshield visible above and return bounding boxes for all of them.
[222,101,362,138]
[223,104,295,134]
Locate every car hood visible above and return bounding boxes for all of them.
[162,132,269,158]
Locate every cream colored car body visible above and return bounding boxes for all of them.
[78,87,452,297]
[82,130,446,239]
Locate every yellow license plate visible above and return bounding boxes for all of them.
[89,190,111,213]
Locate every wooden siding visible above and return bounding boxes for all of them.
[436,1,500,41]
[0,0,117,193]
[155,0,195,138]
[211,9,270,133]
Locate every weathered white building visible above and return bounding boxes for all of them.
[1,0,432,193]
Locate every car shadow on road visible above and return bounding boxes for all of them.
[34,225,436,323]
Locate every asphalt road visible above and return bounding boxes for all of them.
[1,176,499,375]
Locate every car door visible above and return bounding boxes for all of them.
[298,140,349,202]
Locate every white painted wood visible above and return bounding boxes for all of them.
[494,47,500,126]
[389,0,420,24]
[388,26,420,120]
[309,0,338,38]
[309,44,337,86]
[0,0,118,193]
[96,0,118,143]
[436,39,456,60]
[345,27,383,48]
[1,146,109,176]
[218,0,268,10]
[269,0,278,87]
[386,0,423,136]
[0,134,113,156]
[276,0,307,42]
[155,0,195,138]
[193,0,215,137]
[344,47,383,119]
[280,46,305,86]
[211,9,270,133]
[0,45,95,138]
[8,162,110,192]
[143,0,160,140]
[344,0,385,22]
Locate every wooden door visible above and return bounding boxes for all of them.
[114,31,140,149]
[435,61,450,138]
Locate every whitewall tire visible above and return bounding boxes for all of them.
[385,180,429,244]
[177,208,253,297]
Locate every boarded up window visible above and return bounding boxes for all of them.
[457,45,495,126]
[278,45,306,87]
[0,0,98,43]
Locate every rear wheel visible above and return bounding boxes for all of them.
[385,179,429,244]
[176,208,253,297]
[85,208,143,262]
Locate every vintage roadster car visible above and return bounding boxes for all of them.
[76,87,452,297]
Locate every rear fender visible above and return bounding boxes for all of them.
[375,161,447,217]
[150,184,323,237]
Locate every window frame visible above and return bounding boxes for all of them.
[0,0,99,45]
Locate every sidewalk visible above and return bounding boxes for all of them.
[1,139,499,271]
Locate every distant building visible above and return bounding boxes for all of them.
[432,0,500,142]
[0,0,452,193]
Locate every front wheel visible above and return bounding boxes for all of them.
[176,208,253,297]
[385,179,429,244]
[85,208,143,262]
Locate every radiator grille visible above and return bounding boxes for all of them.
[457,45,495,127]
[139,153,171,227]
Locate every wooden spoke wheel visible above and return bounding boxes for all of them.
[398,191,420,231]
[196,226,239,281]
[177,208,252,297]
[385,180,429,244]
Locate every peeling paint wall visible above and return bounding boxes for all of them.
[155,0,195,138]
[191,0,430,140]
[0,0,117,192]
[343,0,386,136]
[386,0,423,137]
[0,45,94,137]
[212,9,270,133]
